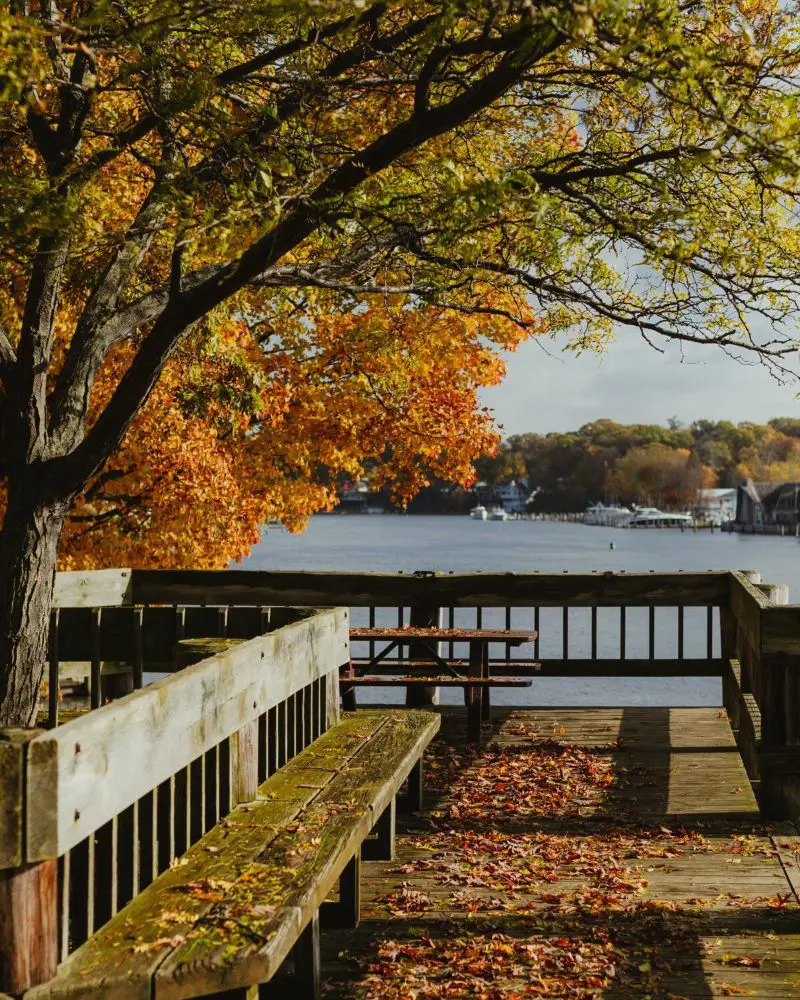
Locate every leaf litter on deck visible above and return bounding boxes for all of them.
[329,722,798,999]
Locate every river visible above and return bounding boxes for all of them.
[239,515,799,707]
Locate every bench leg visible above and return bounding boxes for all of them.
[404,759,424,813]
[341,684,357,712]
[362,800,395,861]
[258,912,320,1000]
[321,851,361,929]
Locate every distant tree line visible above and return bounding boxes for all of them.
[473,419,800,512]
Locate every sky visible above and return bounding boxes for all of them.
[479,332,800,438]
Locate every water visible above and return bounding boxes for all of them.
[239,516,799,707]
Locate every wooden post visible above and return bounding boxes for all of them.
[0,729,58,994]
[757,585,795,818]
[0,860,58,992]
[362,800,395,861]
[231,721,259,805]
[407,599,440,708]
[466,643,483,742]
[338,851,361,929]
[405,759,424,813]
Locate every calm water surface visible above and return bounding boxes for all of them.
[239,516,800,708]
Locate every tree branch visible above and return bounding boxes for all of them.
[49,16,567,496]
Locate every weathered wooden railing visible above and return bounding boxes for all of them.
[117,566,800,821]
[130,568,731,677]
[4,565,800,995]
[0,604,347,993]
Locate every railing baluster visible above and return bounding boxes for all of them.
[304,685,313,749]
[534,607,540,659]
[678,606,685,660]
[268,706,278,775]
[69,837,90,949]
[369,606,376,660]
[174,767,189,857]
[137,791,156,891]
[189,758,204,844]
[448,607,455,658]
[258,712,268,782]
[619,607,626,660]
[278,701,288,768]
[648,606,656,659]
[157,778,174,873]
[90,608,102,710]
[590,606,597,660]
[117,803,136,909]
[562,607,569,660]
[133,607,144,689]
[203,749,216,834]
[59,852,70,960]
[218,738,231,818]
[110,816,119,917]
[707,606,715,660]
[505,606,512,660]
[48,608,59,729]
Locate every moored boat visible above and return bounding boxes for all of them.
[583,502,632,526]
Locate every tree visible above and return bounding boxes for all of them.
[2,0,800,724]
[609,444,715,509]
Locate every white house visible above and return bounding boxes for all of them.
[696,488,737,524]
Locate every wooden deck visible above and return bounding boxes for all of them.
[320,707,800,999]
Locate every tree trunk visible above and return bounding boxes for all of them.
[0,485,66,727]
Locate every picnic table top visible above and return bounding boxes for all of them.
[349,626,537,643]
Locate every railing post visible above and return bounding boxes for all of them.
[755,583,799,818]
[231,722,259,805]
[0,729,58,994]
[407,598,441,708]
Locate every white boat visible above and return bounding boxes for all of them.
[488,506,509,521]
[583,502,632,526]
[470,505,488,520]
[627,506,693,528]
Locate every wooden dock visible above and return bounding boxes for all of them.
[5,567,800,998]
[322,707,800,999]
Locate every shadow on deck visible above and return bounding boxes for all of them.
[319,707,800,999]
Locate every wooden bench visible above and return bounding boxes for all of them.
[28,710,439,1000]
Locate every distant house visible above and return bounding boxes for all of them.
[338,478,370,512]
[695,488,737,525]
[495,479,532,514]
[735,480,800,530]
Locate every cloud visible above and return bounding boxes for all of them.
[481,334,800,436]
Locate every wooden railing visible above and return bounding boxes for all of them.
[0,605,347,993]
[103,566,800,821]
[129,568,732,678]
[4,565,800,994]
[723,571,799,819]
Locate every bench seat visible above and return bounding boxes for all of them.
[28,710,440,1000]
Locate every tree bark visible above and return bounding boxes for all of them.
[0,483,66,727]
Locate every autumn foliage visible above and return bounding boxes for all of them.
[3,0,800,722]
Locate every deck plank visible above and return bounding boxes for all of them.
[320,707,800,999]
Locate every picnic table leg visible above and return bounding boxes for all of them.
[467,643,483,742]
[340,664,357,712]
[481,644,491,722]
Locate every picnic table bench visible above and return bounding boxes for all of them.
[28,710,439,1000]
[344,626,537,740]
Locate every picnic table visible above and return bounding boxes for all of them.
[344,626,538,741]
